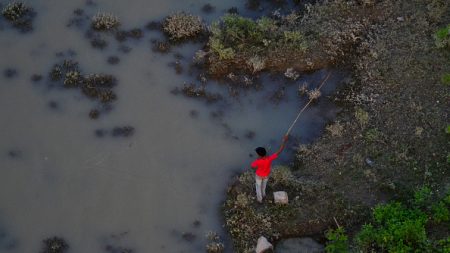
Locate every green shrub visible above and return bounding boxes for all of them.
[441,74,450,86]
[434,25,450,48]
[207,14,308,63]
[413,186,432,208]
[325,227,349,253]
[356,202,429,252]
[432,201,449,223]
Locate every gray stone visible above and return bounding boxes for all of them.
[256,236,273,253]
[275,237,324,253]
[273,191,288,204]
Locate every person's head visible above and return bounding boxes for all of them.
[255,147,267,157]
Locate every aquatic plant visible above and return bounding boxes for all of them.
[40,237,69,253]
[49,65,63,81]
[91,12,120,31]
[1,1,35,31]
[177,83,222,103]
[151,40,171,53]
[205,231,225,253]
[307,88,321,100]
[284,67,299,80]
[111,126,135,137]
[63,70,81,87]
[162,12,204,41]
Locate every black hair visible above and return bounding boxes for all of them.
[255,147,266,157]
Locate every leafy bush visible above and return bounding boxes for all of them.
[325,227,349,253]
[356,202,429,252]
[432,201,449,223]
[207,14,307,64]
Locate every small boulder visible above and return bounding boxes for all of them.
[275,237,324,253]
[256,236,273,253]
[273,191,288,204]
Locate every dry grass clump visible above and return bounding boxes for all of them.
[162,12,204,41]
[1,1,35,31]
[91,12,120,31]
[307,88,321,100]
[284,67,300,80]
[2,1,30,21]
[247,55,265,73]
[326,121,344,137]
[205,231,225,253]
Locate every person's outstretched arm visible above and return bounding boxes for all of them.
[275,135,289,156]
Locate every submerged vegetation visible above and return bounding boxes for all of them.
[40,237,69,253]
[44,58,119,119]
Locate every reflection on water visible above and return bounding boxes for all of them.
[0,1,346,252]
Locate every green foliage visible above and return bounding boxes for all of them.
[413,186,433,208]
[325,227,349,253]
[208,14,308,63]
[432,201,449,223]
[356,202,429,252]
[441,74,450,86]
[209,37,235,60]
[446,125,450,134]
[436,237,450,253]
[435,25,450,49]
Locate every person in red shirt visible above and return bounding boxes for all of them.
[251,135,289,203]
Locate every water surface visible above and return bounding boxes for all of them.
[0,1,345,252]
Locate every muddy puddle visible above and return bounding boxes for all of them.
[0,1,347,252]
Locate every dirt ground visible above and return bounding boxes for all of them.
[221,0,450,252]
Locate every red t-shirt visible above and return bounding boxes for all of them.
[251,153,278,177]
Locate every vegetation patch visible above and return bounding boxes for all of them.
[40,237,69,253]
[325,188,450,252]
[1,1,36,32]
[44,59,119,118]
[222,0,450,251]
[162,12,205,42]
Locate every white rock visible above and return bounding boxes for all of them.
[274,191,288,204]
[256,236,273,253]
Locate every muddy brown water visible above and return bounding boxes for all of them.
[0,1,346,252]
